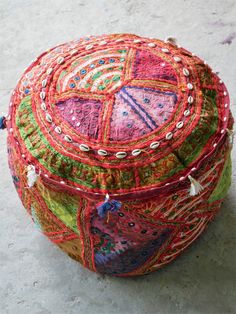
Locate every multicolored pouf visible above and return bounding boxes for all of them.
[2,34,234,276]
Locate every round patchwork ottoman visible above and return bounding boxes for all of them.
[1,34,234,276]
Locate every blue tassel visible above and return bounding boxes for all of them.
[97,193,122,218]
[0,116,6,130]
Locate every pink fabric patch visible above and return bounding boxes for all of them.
[109,87,177,141]
[56,98,102,139]
[132,49,177,82]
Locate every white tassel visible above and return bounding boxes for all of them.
[226,128,235,145]
[164,36,177,45]
[188,175,204,196]
[26,165,39,188]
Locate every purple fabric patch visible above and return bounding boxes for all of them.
[56,98,102,139]
[109,87,177,141]
[90,210,174,275]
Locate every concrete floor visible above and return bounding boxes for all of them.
[0,1,236,313]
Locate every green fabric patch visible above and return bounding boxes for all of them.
[38,182,79,234]
[208,153,232,203]
[176,89,218,165]
[16,97,93,188]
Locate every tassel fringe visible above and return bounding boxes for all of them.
[26,165,39,188]
[165,36,177,45]
[226,128,235,145]
[0,116,6,130]
[188,175,204,196]
[96,193,122,218]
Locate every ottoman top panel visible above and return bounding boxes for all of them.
[10,33,231,196]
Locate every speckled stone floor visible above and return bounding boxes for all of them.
[0,1,235,313]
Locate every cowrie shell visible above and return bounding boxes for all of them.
[79,144,90,151]
[64,135,73,142]
[132,149,142,156]
[148,43,156,47]
[116,151,127,159]
[176,121,184,129]
[55,126,62,134]
[184,109,191,116]
[57,56,65,64]
[173,56,181,62]
[46,67,53,75]
[40,91,46,100]
[115,38,124,43]
[98,149,108,156]
[188,96,194,104]
[42,79,47,88]
[162,48,169,53]
[99,41,107,45]
[166,132,173,140]
[41,102,46,111]
[46,113,52,123]
[183,68,190,76]
[86,44,93,50]
[71,49,78,55]
[150,141,160,149]
[133,39,142,43]
[187,83,193,90]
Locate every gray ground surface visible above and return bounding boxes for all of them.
[0,1,235,313]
